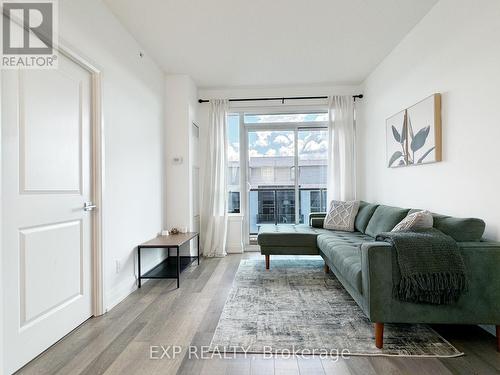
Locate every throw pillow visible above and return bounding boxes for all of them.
[392,210,433,232]
[323,200,360,232]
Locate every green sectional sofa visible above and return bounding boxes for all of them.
[257,201,500,350]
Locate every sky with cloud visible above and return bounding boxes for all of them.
[227,114,328,162]
[244,113,328,124]
[247,130,327,160]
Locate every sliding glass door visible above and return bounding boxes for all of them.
[298,128,328,222]
[246,123,328,236]
[247,130,295,234]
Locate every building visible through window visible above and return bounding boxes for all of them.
[227,114,241,214]
[227,112,328,236]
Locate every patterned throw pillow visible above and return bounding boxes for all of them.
[323,200,360,232]
[392,210,433,232]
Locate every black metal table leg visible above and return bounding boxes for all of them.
[137,233,198,289]
[138,246,142,288]
[176,246,180,288]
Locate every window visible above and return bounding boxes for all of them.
[244,113,328,124]
[247,130,295,233]
[245,114,328,235]
[225,111,328,235]
[309,190,327,212]
[298,128,328,223]
[261,167,274,181]
[227,114,240,214]
[228,191,240,214]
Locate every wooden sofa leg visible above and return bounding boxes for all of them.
[496,325,500,352]
[324,262,329,274]
[375,323,384,349]
[265,255,270,270]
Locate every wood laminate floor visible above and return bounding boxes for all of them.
[17,253,500,375]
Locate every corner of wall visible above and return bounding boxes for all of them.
[105,280,138,312]
[164,75,200,256]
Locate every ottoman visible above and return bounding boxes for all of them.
[257,224,324,269]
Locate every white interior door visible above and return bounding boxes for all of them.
[2,53,93,374]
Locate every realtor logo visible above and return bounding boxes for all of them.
[1,0,58,69]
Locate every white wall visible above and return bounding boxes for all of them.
[357,0,500,241]
[226,216,244,254]
[60,0,165,310]
[164,75,199,255]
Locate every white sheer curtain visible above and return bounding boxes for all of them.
[327,96,356,203]
[201,99,229,257]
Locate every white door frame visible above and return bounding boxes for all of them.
[58,45,105,317]
[1,61,4,375]
[0,44,105,326]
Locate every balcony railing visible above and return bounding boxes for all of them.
[256,213,301,225]
[249,187,327,234]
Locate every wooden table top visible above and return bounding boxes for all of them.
[138,232,199,248]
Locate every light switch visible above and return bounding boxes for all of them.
[172,156,183,165]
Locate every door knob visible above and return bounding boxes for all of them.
[83,202,97,211]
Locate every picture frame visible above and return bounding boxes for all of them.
[386,93,442,168]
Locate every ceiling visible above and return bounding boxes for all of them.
[103,0,438,88]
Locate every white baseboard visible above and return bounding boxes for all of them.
[245,244,260,252]
[227,243,244,254]
[105,280,137,312]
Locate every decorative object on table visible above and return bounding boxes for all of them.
[170,227,179,235]
[323,200,360,232]
[161,230,170,236]
[386,93,442,168]
[209,258,462,357]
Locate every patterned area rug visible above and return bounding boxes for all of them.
[209,257,463,357]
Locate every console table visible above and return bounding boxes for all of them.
[137,232,199,288]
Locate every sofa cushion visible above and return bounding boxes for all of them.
[324,200,360,232]
[392,210,433,232]
[334,250,363,294]
[365,205,410,238]
[310,217,325,228]
[309,212,327,225]
[408,209,485,242]
[257,224,322,248]
[317,232,369,293]
[317,231,373,247]
[354,201,379,233]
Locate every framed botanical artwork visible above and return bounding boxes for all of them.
[386,93,442,168]
[386,109,408,167]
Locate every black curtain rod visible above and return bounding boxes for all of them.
[198,94,363,104]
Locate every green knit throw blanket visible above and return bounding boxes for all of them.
[376,228,468,305]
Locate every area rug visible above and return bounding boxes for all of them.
[209,257,463,357]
